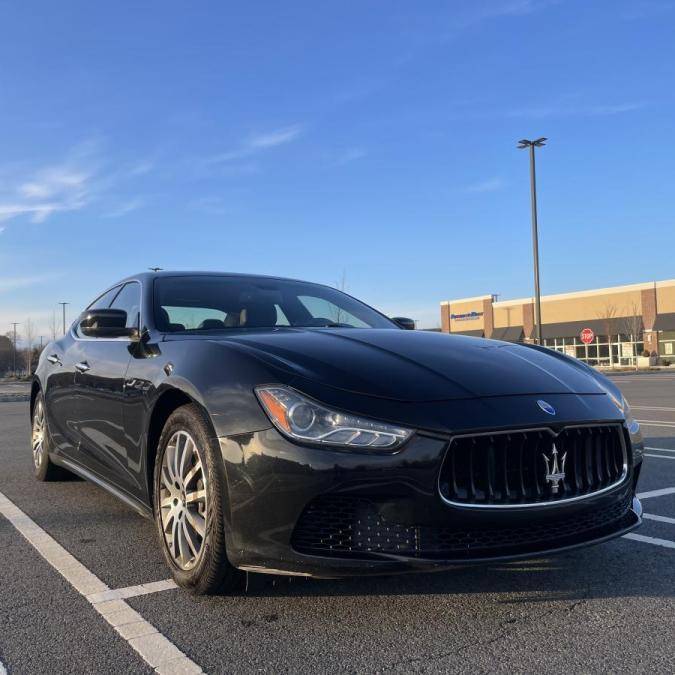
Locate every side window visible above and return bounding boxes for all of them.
[88,286,122,310]
[110,282,141,328]
[298,295,368,327]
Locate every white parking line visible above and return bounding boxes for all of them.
[637,486,675,499]
[0,490,202,675]
[87,579,177,605]
[632,406,675,412]
[624,533,675,550]
[643,513,675,525]
[645,454,675,461]
[636,419,675,428]
[645,446,675,454]
[0,660,6,675]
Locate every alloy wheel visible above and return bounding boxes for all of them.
[159,430,208,570]
[32,399,46,469]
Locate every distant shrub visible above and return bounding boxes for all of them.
[642,350,651,357]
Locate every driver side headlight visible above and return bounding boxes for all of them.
[255,385,412,450]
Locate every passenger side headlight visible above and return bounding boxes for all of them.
[255,385,412,449]
[622,398,643,465]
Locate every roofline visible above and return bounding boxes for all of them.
[449,278,675,309]
[440,294,493,306]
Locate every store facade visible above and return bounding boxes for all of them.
[440,279,675,367]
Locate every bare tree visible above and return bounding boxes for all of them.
[332,270,348,325]
[24,317,35,375]
[621,302,643,371]
[595,304,618,368]
[49,310,59,341]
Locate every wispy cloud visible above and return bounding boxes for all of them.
[128,161,154,177]
[508,100,648,119]
[0,141,155,228]
[0,143,99,225]
[329,147,367,167]
[0,275,56,293]
[464,0,560,23]
[203,124,303,167]
[463,177,506,194]
[249,125,302,149]
[104,197,144,218]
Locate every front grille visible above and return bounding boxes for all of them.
[438,425,627,507]
[291,494,633,559]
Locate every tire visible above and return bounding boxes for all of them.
[32,391,72,481]
[153,403,244,595]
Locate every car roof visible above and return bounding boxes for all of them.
[116,270,312,286]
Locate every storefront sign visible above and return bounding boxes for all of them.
[451,311,483,322]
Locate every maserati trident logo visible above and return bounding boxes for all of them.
[542,444,567,494]
[537,399,556,415]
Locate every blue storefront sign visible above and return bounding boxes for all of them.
[450,311,484,322]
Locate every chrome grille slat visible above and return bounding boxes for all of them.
[439,424,628,509]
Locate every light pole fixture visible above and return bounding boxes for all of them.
[58,302,70,335]
[11,322,19,377]
[517,137,547,345]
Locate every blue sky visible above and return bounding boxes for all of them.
[1,0,674,336]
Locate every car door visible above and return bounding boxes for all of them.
[44,285,122,460]
[75,281,141,495]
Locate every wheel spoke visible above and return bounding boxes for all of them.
[184,509,205,537]
[185,489,206,505]
[159,429,208,570]
[182,520,199,557]
[162,505,177,532]
[183,461,202,488]
[179,436,194,479]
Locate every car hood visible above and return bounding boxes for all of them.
[210,328,608,402]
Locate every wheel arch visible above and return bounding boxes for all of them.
[145,386,218,504]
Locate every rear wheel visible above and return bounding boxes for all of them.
[32,392,71,481]
[153,404,244,595]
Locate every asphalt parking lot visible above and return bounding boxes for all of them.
[1,373,675,674]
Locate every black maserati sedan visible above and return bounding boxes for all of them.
[31,271,643,594]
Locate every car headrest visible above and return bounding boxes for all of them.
[158,307,185,332]
[158,307,171,330]
[241,302,277,328]
[197,318,225,330]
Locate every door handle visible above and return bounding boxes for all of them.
[47,354,61,365]
[75,361,90,373]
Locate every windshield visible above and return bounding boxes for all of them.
[154,275,396,332]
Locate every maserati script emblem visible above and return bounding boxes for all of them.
[542,444,567,494]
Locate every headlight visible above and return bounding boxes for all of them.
[620,398,641,436]
[619,397,643,465]
[255,385,413,449]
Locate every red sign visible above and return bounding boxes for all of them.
[580,328,594,344]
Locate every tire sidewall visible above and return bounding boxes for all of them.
[32,392,50,481]
[153,405,223,591]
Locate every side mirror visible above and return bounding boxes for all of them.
[78,309,139,340]
[392,316,416,330]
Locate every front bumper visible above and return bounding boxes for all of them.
[218,428,642,578]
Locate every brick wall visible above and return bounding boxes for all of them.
[522,302,534,341]
[483,298,494,338]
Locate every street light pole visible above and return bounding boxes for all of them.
[58,302,69,335]
[518,137,547,345]
[11,322,19,377]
